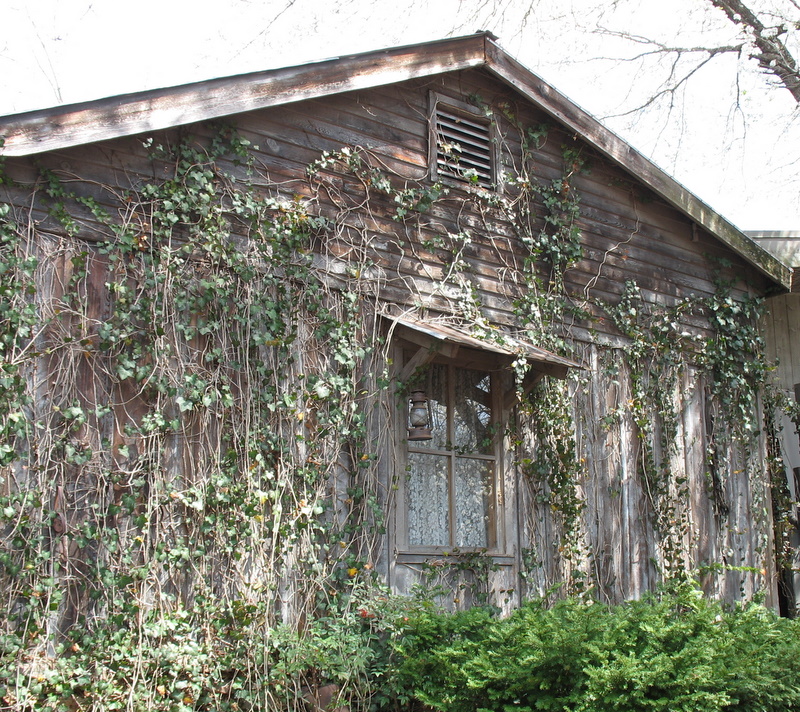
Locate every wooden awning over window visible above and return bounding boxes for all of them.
[385,314,582,386]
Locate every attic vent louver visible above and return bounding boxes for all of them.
[430,93,495,189]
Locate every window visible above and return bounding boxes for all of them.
[403,361,501,551]
[429,93,496,189]
[386,314,580,558]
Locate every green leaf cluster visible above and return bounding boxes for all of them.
[392,582,800,712]
[1,583,415,711]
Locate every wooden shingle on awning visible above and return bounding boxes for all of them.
[385,315,582,400]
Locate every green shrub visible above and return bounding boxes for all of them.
[390,582,800,712]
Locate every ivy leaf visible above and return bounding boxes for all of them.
[176,396,193,413]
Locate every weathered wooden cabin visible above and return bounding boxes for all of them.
[0,32,797,664]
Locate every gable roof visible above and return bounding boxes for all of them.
[0,32,792,291]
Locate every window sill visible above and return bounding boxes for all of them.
[395,551,514,566]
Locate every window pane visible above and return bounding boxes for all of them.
[407,452,449,546]
[411,363,448,450]
[453,369,492,454]
[454,458,491,547]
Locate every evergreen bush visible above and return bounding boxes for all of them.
[390,582,800,712]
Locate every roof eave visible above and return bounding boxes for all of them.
[482,39,793,292]
[0,33,490,158]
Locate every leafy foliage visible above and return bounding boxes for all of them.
[393,582,800,712]
[2,581,414,711]
[0,128,398,710]
[0,97,793,712]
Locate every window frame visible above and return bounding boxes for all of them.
[395,345,508,557]
[428,92,499,190]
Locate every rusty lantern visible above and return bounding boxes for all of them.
[407,390,433,442]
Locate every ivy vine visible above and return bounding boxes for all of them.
[0,97,793,711]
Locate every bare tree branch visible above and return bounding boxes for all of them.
[591,27,743,60]
[228,0,301,64]
[606,50,727,118]
[26,9,62,104]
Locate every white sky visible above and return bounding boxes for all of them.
[2,0,799,232]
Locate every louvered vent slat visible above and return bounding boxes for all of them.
[435,105,494,188]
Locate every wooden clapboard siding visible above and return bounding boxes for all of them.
[764,293,800,482]
[5,67,768,338]
[1,71,765,353]
[1,33,789,288]
[0,58,781,610]
[763,293,800,612]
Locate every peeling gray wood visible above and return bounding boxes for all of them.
[0,35,488,157]
[3,55,783,609]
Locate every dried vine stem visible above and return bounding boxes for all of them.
[0,111,790,710]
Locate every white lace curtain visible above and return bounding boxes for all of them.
[406,364,493,547]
